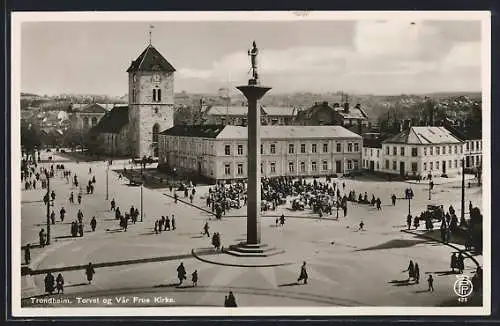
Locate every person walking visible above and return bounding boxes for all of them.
[69,192,74,204]
[60,207,66,222]
[280,214,285,227]
[203,222,210,237]
[391,194,396,206]
[90,216,97,232]
[450,253,458,273]
[56,273,65,294]
[297,261,308,285]
[191,270,198,287]
[457,253,465,274]
[44,272,55,294]
[39,228,46,247]
[77,194,82,205]
[24,243,31,265]
[414,263,420,284]
[407,260,415,281]
[171,215,176,231]
[154,220,158,234]
[177,262,187,285]
[50,211,56,225]
[85,262,95,284]
[359,220,365,231]
[407,214,412,230]
[427,274,434,292]
[110,198,116,211]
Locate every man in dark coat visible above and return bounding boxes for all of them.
[86,262,95,284]
[297,261,308,284]
[90,216,97,232]
[24,244,31,265]
[177,262,187,285]
[391,194,396,206]
[60,207,66,222]
[44,272,55,294]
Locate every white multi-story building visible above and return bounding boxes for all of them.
[379,127,464,178]
[158,125,362,182]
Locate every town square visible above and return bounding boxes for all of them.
[16,14,487,312]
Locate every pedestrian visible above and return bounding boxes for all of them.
[297,261,308,284]
[56,273,64,294]
[174,193,178,204]
[192,270,198,287]
[414,263,420,284]
[60,207,66,222]
[154,220,158,234]
[50,211,56,225]
[24,243,31,265]
[78,222,84,237]
[275,218,279,226]
[359,220,364,231]
[203,222,210,237]
[407,214,412,230]
[457,253,465,274]
[51,190,56,201]
[172,215,176,231]
[39,228,46,247]
[407,260,415,280]
[177,262,187,285]
[69,192,74,204]
[376,197,381,210]
[110,198,116,211]
[165,216,170,231]
[44,272,55,294]
[280,214,285,227]
[85,262,95,284]
[91,216,97,232]
[225,291,237,307]
[413,216,420,230]
[427,274,434,292]
[77,194,82,205]
[451,253,458,273]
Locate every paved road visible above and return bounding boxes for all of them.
[20,151,483,307]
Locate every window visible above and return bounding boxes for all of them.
[448,160,452,168]
[385,160,389,169]
[412,162,418,172]
[466,142,470,151]
[261,163,264,174]
[448,146,452,154]
[301,144,306,153]
[289,162,295,173]
[370,149,373,156]
[476,156,480,166]
[237,145,243,155]
[224,164,231,175]
[454,160,457,168]
[430,147,434,155]
[237,164,243,175]
[436,147,440,155]
[347,160,353,170]
[411,147,418,157]
[364,148,368,156]
[353,160,359,170]
[336,143,342,152]
[132,88,136,103]
[386,146,389,155]
[270,162,276,174]
[376,162,379,169]
[424,162,427,171]
[460,145,463,154]
[261,144,264,155]
[323,143,328,153]
[400,147,405,156]
[289,144,294,154]
[471,142,475,151]
[221,118,226,125]
[270,144,276,154]
[348,143,353,152]
[377,149,380,157]
[430,162,433,170]
[436,161,439,169]
[311,161,317,172]
[354,143,359,152]
[454,145,457,154]
[392,161,397,170]
[152,124,160,143]
[312,144,317,153]
[300,162,306,172]
[322,161,328,171]
[153,88,162,102]
[225,145,231,155]
[424,147,427,156]
[393,147,397,156]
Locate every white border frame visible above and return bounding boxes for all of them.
[10,11,491,317]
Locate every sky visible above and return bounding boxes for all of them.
[20,19,482,96]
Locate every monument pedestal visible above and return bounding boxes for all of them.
[226,242,285,257]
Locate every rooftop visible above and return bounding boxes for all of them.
[383,127,462,144]
[91,106,129,134]
[127,44,176,73]
[205,105,297,117]
[160,125,362,140]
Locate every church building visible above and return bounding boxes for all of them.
[91,43,175,158]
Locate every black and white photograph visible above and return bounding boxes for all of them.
[12,11,491,316]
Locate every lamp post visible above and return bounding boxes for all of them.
[44,170,51,245]
[461,157,465,223]
[428,180,433,200]
[105,160,109,201]
[336,183,339,220]
[140,156,145,222]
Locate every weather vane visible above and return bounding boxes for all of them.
[248,41,259,83]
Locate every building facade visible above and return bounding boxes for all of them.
[68,103,107,130]
[202,105,297,126]
[158,125,362,181]
[92,44,176,157]
[295,101,369,127]
[379,127,464,178]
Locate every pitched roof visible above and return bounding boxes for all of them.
[160,125,361,140]
[205,105,296,117]
[383,127,462,144]
[127,45,176,73]
[159,125,226,138]
[80,103,107,114]
[91,106,129,134]
[262,106,297,117]
[333,106,368,120]
[445,125,482,141]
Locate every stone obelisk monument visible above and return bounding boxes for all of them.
[227,42,282,257]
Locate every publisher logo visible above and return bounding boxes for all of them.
[453,275,473,303]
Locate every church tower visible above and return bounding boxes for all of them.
[127,43,175,158]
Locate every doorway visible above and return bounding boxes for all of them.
[442,160,446,174]
[399,162,405,177]
[369,161,375,172]
[335,160,342,173]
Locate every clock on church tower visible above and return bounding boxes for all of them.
[126,44,176,158]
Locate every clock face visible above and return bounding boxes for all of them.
[153,73,161,82]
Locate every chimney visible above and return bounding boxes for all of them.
[343,102,350,113]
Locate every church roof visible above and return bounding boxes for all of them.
[127,44,176,73]
[91,106,129,134]
[79,103,107,114]
[159,125,226,138]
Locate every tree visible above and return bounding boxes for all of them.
[21,122,42,159]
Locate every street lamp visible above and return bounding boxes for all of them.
[428,179,433,200]
[336,182,339,220]
[44,170,51,245]
[105,160,110,201]
[461,157,465,223]
[406,188,414,216]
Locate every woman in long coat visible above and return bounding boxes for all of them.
[297,261,308,284]
[86,262,95,284]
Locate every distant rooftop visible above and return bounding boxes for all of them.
[383,127,462,144]
[205,105,297,117]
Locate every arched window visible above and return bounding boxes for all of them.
[83,117,89,128]
[152,123,160,143]
[91,117,98,126]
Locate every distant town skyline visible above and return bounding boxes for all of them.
[20,19,482,96]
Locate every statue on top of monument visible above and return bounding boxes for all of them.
[248,41,259,81]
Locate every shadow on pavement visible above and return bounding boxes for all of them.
[153,282,181,288]
[54,235,77,240]
[414,289,431,294]
[66,282,89,288]
[278,282,301,287]
[388,279,414,286]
